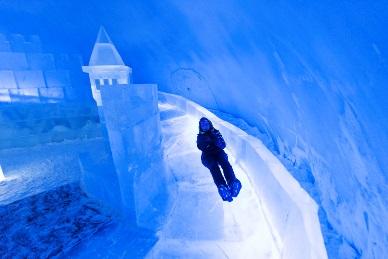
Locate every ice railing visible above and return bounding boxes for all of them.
[158,92,327,259]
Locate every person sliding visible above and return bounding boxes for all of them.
[196,117,242,202]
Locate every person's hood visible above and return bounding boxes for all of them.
[199,117,214,133]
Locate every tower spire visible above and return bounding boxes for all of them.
[96,26,112,44]
[88,26,125,66]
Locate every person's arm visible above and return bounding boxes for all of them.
[197,135,212,152]
[212,129,226,149]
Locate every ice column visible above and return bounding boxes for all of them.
[82,27,170,230]
[100,84,169,229]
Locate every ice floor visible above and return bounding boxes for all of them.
[0,183,112,258]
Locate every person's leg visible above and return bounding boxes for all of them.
[201,153,226,187]
[217,151,241,197]
[217,151,236,186]
[202,153,233,201]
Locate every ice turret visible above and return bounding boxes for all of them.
[82,27,132,106]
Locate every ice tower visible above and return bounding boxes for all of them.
[82,27,132,107]
[82,27,171,229]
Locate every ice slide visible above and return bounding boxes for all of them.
[145,92,327,258]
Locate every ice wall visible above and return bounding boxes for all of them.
[0,1,387,257]
[0,32,103,207]
[0,103,101,149]
[0,33,91,103]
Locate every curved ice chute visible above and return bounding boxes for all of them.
[156,92,328,259]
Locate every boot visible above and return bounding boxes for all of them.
[218,184,233,202]
[230,179,242,197]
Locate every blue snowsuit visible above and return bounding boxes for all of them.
[196,119,236,187]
